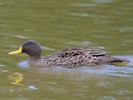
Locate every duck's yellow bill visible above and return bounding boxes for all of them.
[8,46,22,55]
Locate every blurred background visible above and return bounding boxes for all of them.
[0,0,133,100]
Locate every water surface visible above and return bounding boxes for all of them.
[0,0,133,100]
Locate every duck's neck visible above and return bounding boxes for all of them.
[29,54,41,60]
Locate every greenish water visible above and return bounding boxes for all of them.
[0,0,133,100]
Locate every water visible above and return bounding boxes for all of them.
[0,0,133,100]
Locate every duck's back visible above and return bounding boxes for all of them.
[30,48,117,68]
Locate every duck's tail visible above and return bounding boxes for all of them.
[111,57,129,66]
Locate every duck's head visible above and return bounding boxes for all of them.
[8,40,41,59]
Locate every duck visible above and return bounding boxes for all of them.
[8,40,129,68]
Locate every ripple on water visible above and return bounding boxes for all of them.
[71,3,96,7]
[17,56,133,79]
[15,35,29,39]
[66,41,91,47]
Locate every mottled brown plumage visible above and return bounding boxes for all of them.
[9,40,129,68]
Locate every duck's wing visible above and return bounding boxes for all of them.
[58,48,85,57]
[86,49,109,56]
[53,48,108,58]
[41,48,112,67]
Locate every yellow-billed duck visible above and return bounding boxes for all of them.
[8,40,129,68]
